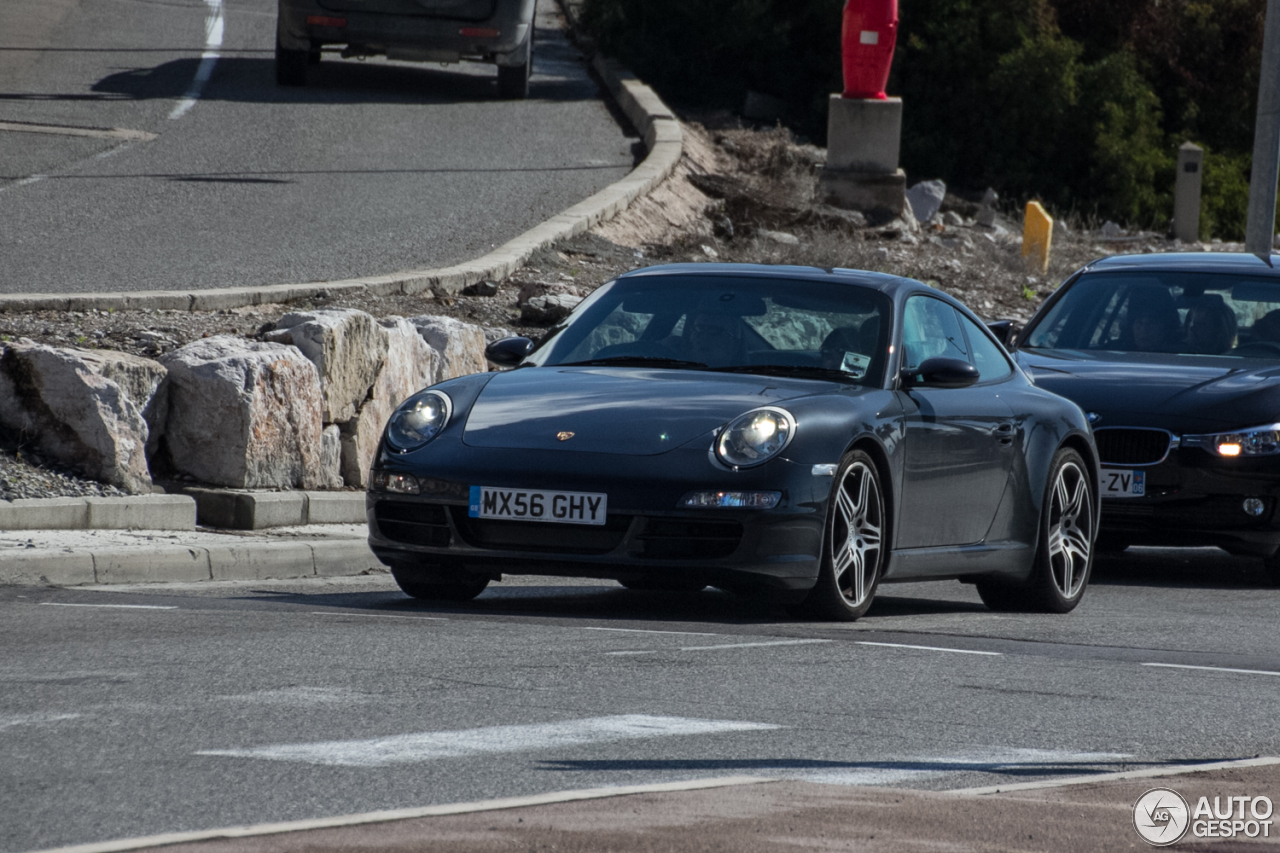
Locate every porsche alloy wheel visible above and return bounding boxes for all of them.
[978,448,1094,613]
[792,450,885,621]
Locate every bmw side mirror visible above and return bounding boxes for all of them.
[986,319,1015,347]
[485,336,535,367]
[901,356,981,389]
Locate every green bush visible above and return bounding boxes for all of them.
[578,0,1268,239]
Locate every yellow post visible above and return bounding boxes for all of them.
[1022,201,1053,275]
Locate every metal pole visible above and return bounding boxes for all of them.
[1247,0,1280,255]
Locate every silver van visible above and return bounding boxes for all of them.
[276,0,537,98]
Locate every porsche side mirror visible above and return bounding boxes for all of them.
[901,356,981,389]
[485,336,535,367]
[986,319,1015,347]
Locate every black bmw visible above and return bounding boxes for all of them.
[1011,252,1280,576]
[367,264,1099,620]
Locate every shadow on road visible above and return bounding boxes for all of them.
[1092,545,1275,590]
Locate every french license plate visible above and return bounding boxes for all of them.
[468,486,608,525]
[1101,468,1145,498]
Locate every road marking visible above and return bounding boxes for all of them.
[681,640,834,651]
[0,121,156,141]
[310,611,446,621]
[790,747,1130,788]
[1142,662,1280,677]
[855,641,1002,657]
[605,651,658,656]
[196,714,781,767]
[583,627,719,636]
[39,603,177,610]
[25,777,775,853]
[169,0,225,119]
[949,755,1280,796]
[0,712,81,731]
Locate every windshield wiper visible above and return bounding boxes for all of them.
[559,356,709,369]
[710,364,860,381]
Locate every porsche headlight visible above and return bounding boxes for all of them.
[386,390,452,452]
[1183,424,1280,458]
[715,407,796,468]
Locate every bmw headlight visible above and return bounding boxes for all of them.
[386,390,452,452]
[1183,424,1280,458]
[715,407,796,468]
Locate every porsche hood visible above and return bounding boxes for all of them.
[1017,349,1280,432]
[461,367,838,455]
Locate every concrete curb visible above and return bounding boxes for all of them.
[0,539,383,587]
[181,489,366,530]
[0,495,196,531]
[0,58,683,314]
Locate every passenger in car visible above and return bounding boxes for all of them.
[1183,295,1238,354]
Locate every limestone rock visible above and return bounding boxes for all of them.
[265,308,387,424]
[513,280,588,307]
[319,425,343,490]
[906,179,947,224]
[0,342,166,493]
[759,229,800,246]
[483,327,515,345]
[160,336,324,489]
[521,293,583,325]
[340,318,438,488]
[410,315,487,381]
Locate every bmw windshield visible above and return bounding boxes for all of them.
[1022,271,1280,359]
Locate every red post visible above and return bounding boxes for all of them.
[841,0,898,100]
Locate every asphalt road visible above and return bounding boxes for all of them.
[0,0,634,294]
[3,546,1280,852]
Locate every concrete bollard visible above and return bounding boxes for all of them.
[1175,142,1204,243]
[1022,201,1053,274]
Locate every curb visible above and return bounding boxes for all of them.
[181,489,366,530]
[0,58,682,314]
[26,777,772,853]
[0,495,195,531]
[0,538,382,587]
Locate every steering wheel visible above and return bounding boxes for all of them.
[1232,341,1280,357]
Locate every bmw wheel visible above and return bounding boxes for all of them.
[978,448,1094,613]
[790,450,885,621]
[391,563,490,602]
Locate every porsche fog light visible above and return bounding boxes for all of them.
[715,407,796,468]
[371,471,420,495]
[680,490,781,509]
[386,390,452,452]
[1243,497,1267,517]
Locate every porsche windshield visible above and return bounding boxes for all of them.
[529,276,893,385]
[1022,271,1280,359]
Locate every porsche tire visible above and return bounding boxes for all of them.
[977,448,1094,614]
[789,450,885,622]
[391,564,489,602]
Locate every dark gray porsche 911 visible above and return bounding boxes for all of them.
[366,264,1099,620]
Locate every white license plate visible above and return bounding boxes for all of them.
[1101,468,1145,498]
[468,486,608,525]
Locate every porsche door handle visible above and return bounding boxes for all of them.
[994,422,1015,445]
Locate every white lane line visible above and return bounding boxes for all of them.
[605,651,658,656]
[0,712,82,731]
[169,0,225,119]
[681,640,834,652]
[26,777,775,853]
[311,611,446,621]
[583,627,720,636]
[196,714,781,767]
[856,641,1002,657]
[0,121,156,141]
[40,603,177,610]
[950,755,1280,796]
[14,174,47,187]
[1142,662,1280,677]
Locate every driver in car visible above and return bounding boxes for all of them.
[682,312,746,366]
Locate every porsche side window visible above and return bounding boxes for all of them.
[902,296,967,370]
[956,313,1013,381]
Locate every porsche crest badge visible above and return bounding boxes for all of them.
[557,431,575,441]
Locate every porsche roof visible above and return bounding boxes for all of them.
[1085,252,1280,275]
